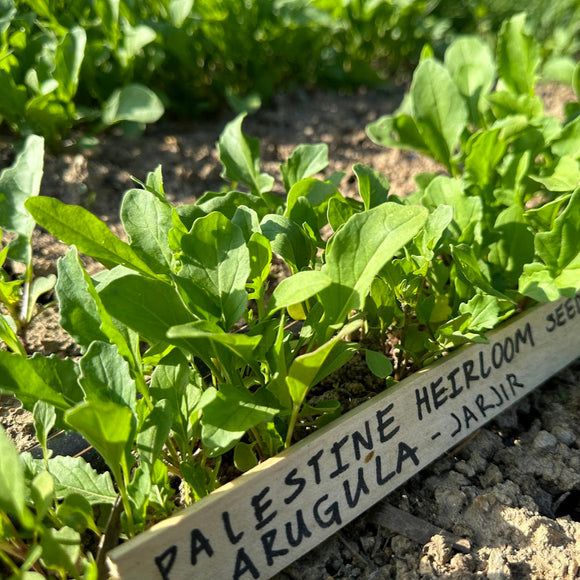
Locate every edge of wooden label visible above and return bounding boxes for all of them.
[108,294,580,580]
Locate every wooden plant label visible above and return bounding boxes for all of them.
[109,295,580,580]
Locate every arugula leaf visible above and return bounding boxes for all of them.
[25,197,160,278]
[79,341,137,410]
[201,383,280,457]
[280,143,329,191]
[353,163,390,210]
[179,212,250,329]
[260,214,315,272]
[0,135,44,264]
[0,426,26,520]
[102,84,165,126]
[497,13,540,97]
[98,273,196,344]
[321,203,428,329]
[410,58,468,170]
[218,113,274,195]
[120,188,173,274]
[267,270,332,315]
[444,36,495,124]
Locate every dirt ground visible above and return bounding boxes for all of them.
[1,82,579,579]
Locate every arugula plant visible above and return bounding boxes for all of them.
[0,135,56,355]
[1,60,579,575]
[363,14,580,374]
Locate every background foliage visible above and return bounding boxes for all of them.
[1,0,579,145]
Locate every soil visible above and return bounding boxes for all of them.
[1,82,579,580]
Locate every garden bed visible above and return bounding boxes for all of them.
[1,79,580,580]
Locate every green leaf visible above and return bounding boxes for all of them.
[168,0,194,26]
[33,400,56,455]
[267,270,332,314]
[167,321,261,368]
[410,58,468,168]
[53,26,86,102]
[233,442,258,472]
[0,70,27,126]
[201,383,280,457]
[452,244,511,301]
[286,321,360,406]
[120,188,173,273]
[38,455,117,505]
[260,214,314,272]
[39,526,81,576]
[57,248,109,349]
[365,349,393,379]
[459,294,501,332]
[535,186,580,273]
[412,204,453,260]
[497,13,540,96]
[551,116,580,160]
[25,197,160,278]
[529,156,580,192]
[0,312,25,355]
[79,341,136,409]
[464,129,508,189]
[322,203,428,327]
[488,205,534,287]
[353,163,390,210]
[217,113,274,195]
[179,212,250,329]
[56,493,99,534]
[136,400,172,468]
[98,274,196,344]
[421,176,482,244]
[0,135,44,263]
[102,84,164,126]
[285,178,339,227]
[0,425,25,519]
[0,350,71,410]
[444,36,495,124]
[0,0,16,35]
[327,196,355,232]
[280,143,329,191]
[366,114,430,155]
[65,400,136,482]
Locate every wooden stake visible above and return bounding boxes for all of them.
[108,295,580,580]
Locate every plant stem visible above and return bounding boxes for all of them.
[285,404,300,449]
